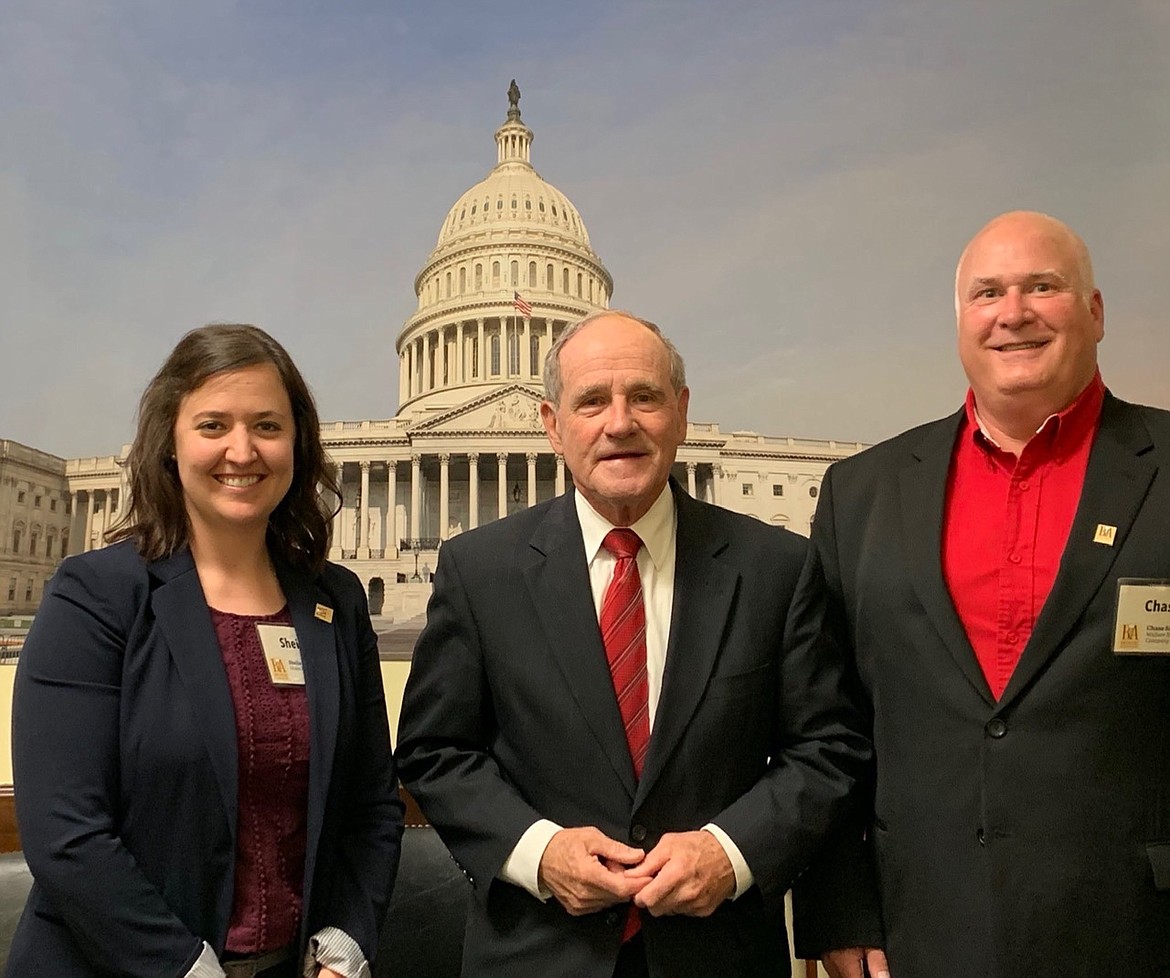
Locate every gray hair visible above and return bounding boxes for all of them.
[542,310,687,405]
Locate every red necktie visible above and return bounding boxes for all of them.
[600,528,649,943]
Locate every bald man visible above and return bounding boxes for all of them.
[791,212,1170,977]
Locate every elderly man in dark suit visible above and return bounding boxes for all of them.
[793,211,1170,978]
[397,311,869,977]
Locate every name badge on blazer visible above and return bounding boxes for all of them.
[1113,578,1170,655]
[255,624,307,685]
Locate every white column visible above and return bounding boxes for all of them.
[712,464,724,507]
[358,461,371,558]
[410,454,422,541]
[521,317,531,377]
[555,456,566,495]
[98,491,111,541]
[437,327,447,388]
[439,453,450,540]
[84,491,96,552]
[386,461,398,552]
[496,452,508,520]
[331,464,345,557]
[414,337,423,394]
[686,461,697,497]
[704,464,715,504]
[456,322,465,383]
[422,333,431,391]
[526,452,537,507]
[468,453,480,529]
[117,465,130,517]
[477,319,486,380]
[399,351,408,401]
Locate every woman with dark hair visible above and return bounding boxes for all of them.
[9,325,403,978]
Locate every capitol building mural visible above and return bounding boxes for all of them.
[2,87,866,618]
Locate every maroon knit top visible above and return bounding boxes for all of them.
[211,607,311,955]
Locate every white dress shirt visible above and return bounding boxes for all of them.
[498,484,754,900]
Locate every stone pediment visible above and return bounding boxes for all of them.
[410,385,545,434]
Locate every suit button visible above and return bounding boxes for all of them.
[976,827,986,846]
[631,824,647,844]
[605,910,621,927]
[985,718,1007,739]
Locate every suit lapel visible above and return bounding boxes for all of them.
[277,564,340,899]
[637,487,738,802]
[999,395,1157,707]
[524,493,639,799]
[149,550,239,836]
[899,411,996,706]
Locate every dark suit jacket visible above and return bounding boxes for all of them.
[8,541,404,977]
[792,394,1170,978]
[396,482,869,978]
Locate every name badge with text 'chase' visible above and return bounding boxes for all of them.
[255,623,307,685]
[1113,579,1170,655]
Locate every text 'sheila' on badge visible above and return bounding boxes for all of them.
[255,623,307,685]
[1113,578,1170,655]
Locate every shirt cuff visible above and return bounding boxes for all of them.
[186,942,226,978]
[304,926,370,978]
[498,818,563,900]
[702,823,754,900]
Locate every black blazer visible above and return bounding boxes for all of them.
[792,394,1170,978]
[397,482,869,978]
[8,541,404,977]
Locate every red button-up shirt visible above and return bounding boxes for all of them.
[942,373,1105,699]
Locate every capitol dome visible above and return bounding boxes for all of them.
[396,82,613,416]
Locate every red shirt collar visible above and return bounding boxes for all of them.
[962,370,1105,460]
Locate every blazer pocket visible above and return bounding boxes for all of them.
[1147,842,1170,891]
[705,663,772,700]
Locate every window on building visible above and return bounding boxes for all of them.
[546,263,554,289]
[528,261,537,288]
[742,484,754,496]
[471,337,479,377]
[25,578,33,602]
[577,272,583,297]
[510,261,519,287]
[492,262,500,288]
[508,328,520,375]
[525,198,531,211]
[562,268,569,294]
[61,532,69,557]
[30,531,39,556]
[475,264,483,290]
[445,271,451,298]
[459,267,466,294]
[12,528,21,553]
[17,490,25,504]
[50,498,57,512]
[530,334,541,374]
[490,333,501,376]
[65,499,71,515]
[7,578,15,602]
[34,495,42,508]
[809,485,819,498]
[772,484,784,497]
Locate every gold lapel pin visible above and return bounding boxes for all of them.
[314,603,335,623]
[1092,524,1117,546]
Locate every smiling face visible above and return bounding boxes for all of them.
[956,212,1104,431]
[540,314,689,526]
[173,362,295,547]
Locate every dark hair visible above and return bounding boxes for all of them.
[107,324,340,573]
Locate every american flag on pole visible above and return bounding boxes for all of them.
[513,291,533,318]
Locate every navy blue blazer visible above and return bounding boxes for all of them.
[398,482,869,978]
[792,394,1170,977]
[8,541,403,977]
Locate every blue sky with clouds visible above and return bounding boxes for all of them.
[3,0,1168,457]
